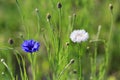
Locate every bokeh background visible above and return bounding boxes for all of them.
[0,0,120,80]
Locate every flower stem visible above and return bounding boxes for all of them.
[35,9,41,38]
[78,44,82,80]
[58,8,62,53]
[93,25,101,80]
[15,0,29,39]
[57,59,74,80]
[14,50,28,80]
[105,4,114,77]
[1,60,14,80]
[28,53,36,80]
[32,53,36,80]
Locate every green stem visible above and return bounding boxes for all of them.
[78,44,82,80]
[2,60,14,80]
[16,0,29,39]
[105,7,114,77]
[93,25,101,80]
[32,53,36,80]
[58,8,62,53]
[71,13,76,29]
[28,53,36,80]
[58,63,70,80]
[14,50,28,80]
[90,55,94,80]
[36,9,41,38]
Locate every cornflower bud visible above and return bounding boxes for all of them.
[73,13,76,17]
[70,59,75,64]
[35,8,39,12]
[66,42,69,46]
[1,72,4,75]
[1,59,4,62]
[46,13,51,22]
[73,69,77,74]
[8,38,14,45]
[57,2,62,9]
[109,3,113,11]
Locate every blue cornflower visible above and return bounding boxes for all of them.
[21,40,40,53]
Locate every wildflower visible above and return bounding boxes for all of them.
[21,40,40,53]
[70,29,89,43]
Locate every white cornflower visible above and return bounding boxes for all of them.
[70,29,89,43]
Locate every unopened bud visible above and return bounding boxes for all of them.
[20,34,23,38]
[66,42,69,46]
[57,2,62,9]
[109,3,113,11]
[87,46,90,50]
[73,69,77,74]
[70,59,75,64]
[35,8,39,12]
[73,13,76,17]
[1,59,4,62]
[8,38,14,45]
[1,72,4,75]
[90,76,93,80]
[46,13,51,22]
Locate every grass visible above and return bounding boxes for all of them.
[0,0,120,80]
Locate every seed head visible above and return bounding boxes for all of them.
[57,2,62,9]
[46,13,51,22]
[8,38,14,45]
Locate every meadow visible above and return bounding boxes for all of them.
[0,0,120,80]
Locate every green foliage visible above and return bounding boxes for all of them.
[0,0,120,80]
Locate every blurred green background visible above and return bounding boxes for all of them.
[0,0,120,80]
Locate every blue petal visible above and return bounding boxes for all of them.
[21,39,40,53]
